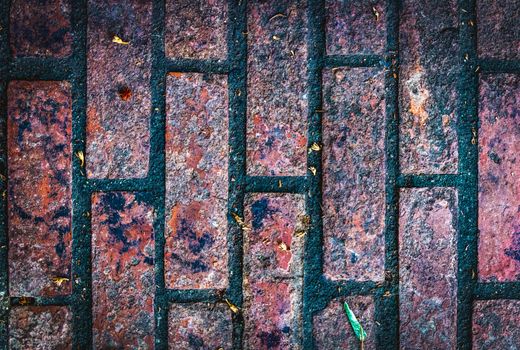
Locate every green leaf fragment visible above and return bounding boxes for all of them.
[343,301,367,342]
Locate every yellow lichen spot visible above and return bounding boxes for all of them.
[112,35,130,45]
[272,35,281,41]
[372,7,380,21]
[278,180,282,188]
[75,151,85,168]
[308,166,317,176]
[53,277,70,287]
[225,299,240,314]
[278,242,288,251]
[231,212,250,231]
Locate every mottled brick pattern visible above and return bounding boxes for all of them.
[473,300,520,349]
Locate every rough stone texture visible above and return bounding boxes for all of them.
[168,303,233,349]
[86,0,151,178]
[165,0,227,60]
[164,73,228,290]
[399,0,459,174]
[477,0,520,59]
[478,74,520,282]
[7,81,72,297]
[473,300,520,349]
[243,194,306,349]
[322,67,385,282]
[91,192,155,349]
[313,296,375,350]
[399,188,458,350]
[9,306,72,349]
[325,0,386,55]
[246,0,308,176]
[10,0,72,57]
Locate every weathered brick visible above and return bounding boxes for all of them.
[246,0,308,176]
[243,194,306,349]
[91,192,155,349]
[478,74,520,282]
[7,81,72,297]
[10,0,72,57]
[322,67,386,282]
[164,73,228,290]
[86,0,152,178]
[168,303,233,349]
[165,0,227,60]
[9,306,72,349]
[399,188,458,349]
[313,296,375,349]
[399,0,458,174]
[473,300,520,349]
[325,0,386,55]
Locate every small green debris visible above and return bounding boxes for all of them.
[344,302,367,345]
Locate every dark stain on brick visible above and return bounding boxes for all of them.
[251,198,278,230]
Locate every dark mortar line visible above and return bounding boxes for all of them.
[245,176,308,193]
[166,288,221,304]
[7,57,71,81]
[478,58,520,74]
[164,57,229,74]
[10,295,72,307]
[324,54,384,68]
[397,174,461,188]
[326,280,379,298]
[87,178,154,193]
[474,282,520,300]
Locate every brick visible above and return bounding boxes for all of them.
[165,0,227,60]
[7,81,72,297]
[399,0,458,174]
[168,303,233,349]
[473,300,520,349]
[246,0,307,176]
[10,0,72,57]
[164,73,228,290]
[478,74,520,282]
[86,0,152,178]
[322,67,386,282]
[477,0,520,59]
[313,296,375,349]
[243,194,306,349]
[9,306,72,349]
[91,192,155,349]
[325,0,386,55]
[399,188,458,349]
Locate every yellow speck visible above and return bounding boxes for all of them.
[279,242,288,251]
[225,299,240,314]
[231,212,250,231]
[308,166,317,176]
[53,277,70,287]
[75,151,84,168]
[272,35,280,41]
[112,35,130,45]
[372,7,380,21]
[278,180,282,188]
[309,142,321,153]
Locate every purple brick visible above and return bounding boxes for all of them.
[86,0,152,178]
[10,0,72,57]
[9,306,72,349]
[164,73,228,289]
[473,300,520,349]
[313,296,375,349]
[322,67,386,282]
[399,188,458,349]
[168,303,233,349]
[325,0,386,55]
[478,74,520,282]
[399,0,458,174]
[92,192,155,349]
[7,81,72,297]
[165,0,227,60]
[247,0,308,176]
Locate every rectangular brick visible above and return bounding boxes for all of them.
[91,192,155,349]
[325,0,386,55]
[165,0,227,60]
[478,74,520,282]
[473,300,520,349]
[10,0,72,57]
[399,188,458,349]
[322,67,385,282]
[164,73,228,289]
[243,194,306,349]
[86,0,152,178]
[7,81,72,297]
[246,0,307,176]
[399,0,458,174]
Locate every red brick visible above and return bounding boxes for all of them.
[91,192,155,349]
[322,67,385,282]
[399,188,458,349]
[86,0,152,178]
[10,0,72,57]
[164,73,228,290]
[9,306,72,349]
[243,194,306,349]
[247,1,308,176]
[168,303,233,349]
[313,296,375,349]
[7,81,72,297]
[165,0,227,60]
[399,0,458,174]
[478,74,520,282]
[473,300,520,349]
[325,0,386,55]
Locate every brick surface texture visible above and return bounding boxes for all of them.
[2,0,519,349]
